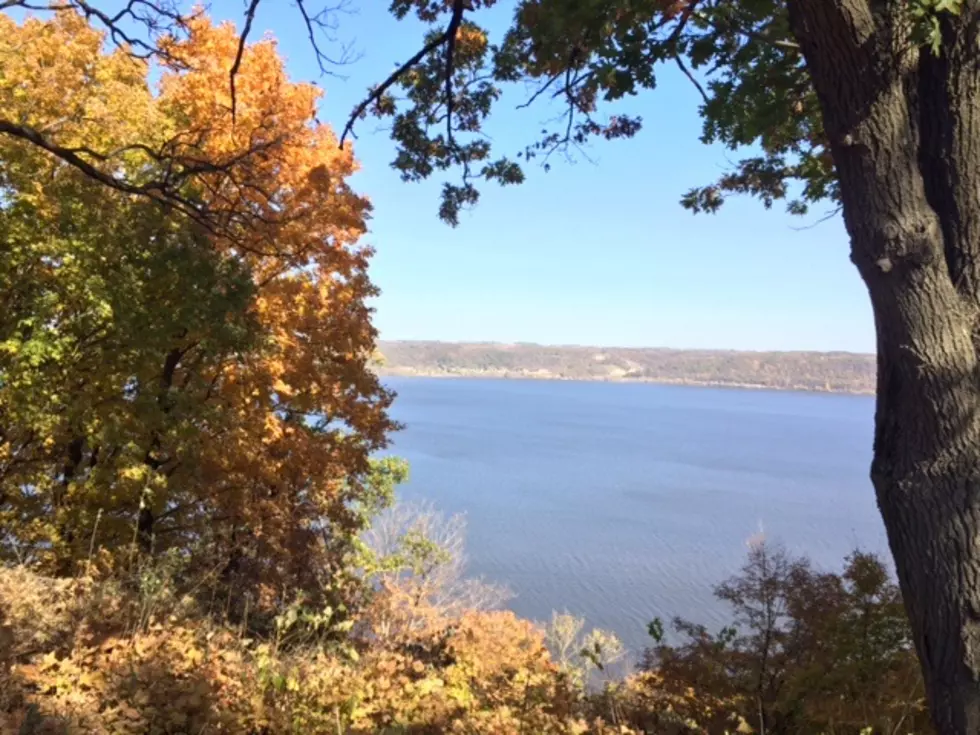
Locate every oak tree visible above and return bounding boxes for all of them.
[334,2,980,732]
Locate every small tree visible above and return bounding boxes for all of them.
[545,611,627,688]
[645,540,929,735]
[359,499,511,642]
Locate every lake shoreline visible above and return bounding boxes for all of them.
[375,368,876,396]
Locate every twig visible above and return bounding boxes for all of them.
[674,54,709,104]
[517,71,562,109]
[561,67,575,146]
[295,0,355,75]
[789,204,842,230]
[693,9,799,51]
[85,508,103,575]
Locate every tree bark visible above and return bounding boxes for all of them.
[787,1,980,732]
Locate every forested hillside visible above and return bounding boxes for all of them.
[376,341,877,394]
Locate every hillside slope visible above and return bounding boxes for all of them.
[375,341,876,394]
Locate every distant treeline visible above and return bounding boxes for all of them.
[375,341,877,394]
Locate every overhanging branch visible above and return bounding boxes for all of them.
[340,0,466,148]
[0,118,205,223]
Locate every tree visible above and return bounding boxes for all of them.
[0,0,361,237]
[644,540,929,734]
[0,11,396,616]
[361,499,512,618]
[332,2,980,732]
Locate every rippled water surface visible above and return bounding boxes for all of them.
[382,377,886,654]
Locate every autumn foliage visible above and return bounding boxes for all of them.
[0,6,936,735]
[0,10,394,613]
[639,542,930,735]
[0,561,598,734]
[0,537,932,734]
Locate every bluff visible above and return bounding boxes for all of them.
[375,341,876,394]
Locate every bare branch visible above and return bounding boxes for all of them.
[295,0,357,75]
[362,499,512,621]
[230,0,263,123]
[674,54,709,104]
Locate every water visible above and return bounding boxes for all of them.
[381,377,887,655]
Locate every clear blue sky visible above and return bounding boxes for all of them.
[221,0,874,353]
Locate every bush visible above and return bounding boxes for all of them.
[638,540,930,735]
[0,564,625,734]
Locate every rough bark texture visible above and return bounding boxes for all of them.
[786,1,980,732]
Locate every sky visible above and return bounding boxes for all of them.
[216,0,875,354]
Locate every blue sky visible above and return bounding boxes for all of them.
[221,0,874,353]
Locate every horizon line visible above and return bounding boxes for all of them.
[377,338,876,357]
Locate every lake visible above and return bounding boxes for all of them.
[381,377,888,656]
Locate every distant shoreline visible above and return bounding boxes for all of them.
[373,341,877,395]
[376,369,874,395]
[374,366,876,396]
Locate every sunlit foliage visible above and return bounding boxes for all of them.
[0,11,395,613]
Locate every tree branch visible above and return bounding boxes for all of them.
[674,54,709,104]
[295,0,356,75]
[443,0,465,148]
[230,0,262,123]
[340,0,466,147]
[0,118,301,254]
[0,118,206,226]
[3,0,194,61]
[694,9,799,52]
[517,71,563,109]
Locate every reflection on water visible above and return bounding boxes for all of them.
[382,377,886,654]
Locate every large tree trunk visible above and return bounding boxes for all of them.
[787,1,980,732]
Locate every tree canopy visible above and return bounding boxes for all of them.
[0,0,959,226]
[351,0,833,225]
[0,11,395,611]
[335,0,967,226]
